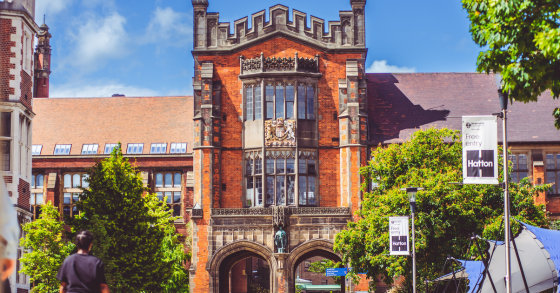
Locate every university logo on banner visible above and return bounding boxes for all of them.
[462,116,499,184]
[389,216,409,256]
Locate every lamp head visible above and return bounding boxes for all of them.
[495,73,508,110]
[400,187,423,203]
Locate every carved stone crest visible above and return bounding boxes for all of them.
[265,118,296,147]
[272,205,289,227]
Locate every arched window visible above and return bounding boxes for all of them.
[73,174,81,187]
[155,173,163,188]
[82,174,89,188]
[164,173,172,187]
[64,174,71,188]
[173,173,181,187]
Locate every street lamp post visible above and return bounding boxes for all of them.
[495,75,511,293]
[401,187,423,293]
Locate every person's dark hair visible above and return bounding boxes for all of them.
[75,230,94,251]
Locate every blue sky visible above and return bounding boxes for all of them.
[36,0,483,97]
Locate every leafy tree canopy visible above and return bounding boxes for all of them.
[20,202,74,293]
[68,143,189,292]
[462,0,560,129]
[333,128,549,291]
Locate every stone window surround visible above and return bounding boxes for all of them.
[244,148,318,208]
[242,79,317,122]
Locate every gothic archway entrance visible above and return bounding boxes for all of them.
[209,240,277,293]
[287,239,345,293]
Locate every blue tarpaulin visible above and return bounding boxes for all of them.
[522,222,560,291]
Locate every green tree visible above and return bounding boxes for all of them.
[19,202,75,293]
[334,128,549,291]
[461,0,560,129]
[69,144,188,292]
[308,259,343,285]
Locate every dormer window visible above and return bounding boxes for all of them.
[127,143,144,154]
[54,144,71,155]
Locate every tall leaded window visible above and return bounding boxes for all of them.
[265,151,296,206]
[245,84,262,121]
[154,172,182,217]
[1,112,12,171]
[263,82,297,120]
[245,151,263,206]
[62,173,89,218]
[546,153,560,195]
[297,84,315,120]
[509,154,528,183]
[30,174,44,220]
[298,150,316,205]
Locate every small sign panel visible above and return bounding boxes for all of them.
[389,216,409,255]
[326,268,348,277]
[462,116,499,184]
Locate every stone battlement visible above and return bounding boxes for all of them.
[192,0,366,53]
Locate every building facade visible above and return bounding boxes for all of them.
[24,0,560,293]
[0,0,41,291]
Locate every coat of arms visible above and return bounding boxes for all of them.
[265,118,296,146]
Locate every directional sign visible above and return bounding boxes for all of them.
[326,268,347,276]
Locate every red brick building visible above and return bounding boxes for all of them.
[22,0,560,293]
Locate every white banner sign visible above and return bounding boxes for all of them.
[462,116,499,184]
[389,216,409,256]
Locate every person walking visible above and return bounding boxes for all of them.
[56,231,110,293]
[0,176,19,293]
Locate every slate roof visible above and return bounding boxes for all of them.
[366,73,560,145]
[32,96,194,156]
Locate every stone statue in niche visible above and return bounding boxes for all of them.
[265,118,296,147]
[275,226,287,253]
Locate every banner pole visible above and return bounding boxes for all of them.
[502,108,512,293]
[412,211,416,293]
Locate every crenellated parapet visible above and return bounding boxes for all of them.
[191,0,367,53]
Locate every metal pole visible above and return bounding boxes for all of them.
[412,212,416,293]
[502,108,512,293]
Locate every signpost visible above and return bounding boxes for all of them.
[326,268,347,277]
[389,216,410,256]
[462,115,499,185]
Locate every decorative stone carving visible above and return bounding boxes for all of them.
[211,208,272,216]
[264,56,295,70]
[265,118,296,147]
[290,207,351,215]
[274,227,287,253]
[242,57,261,71]
[298,56,318,72]
[272,206,289,227]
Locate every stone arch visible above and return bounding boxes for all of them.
[209,240,277,293]
[286,238,345,293]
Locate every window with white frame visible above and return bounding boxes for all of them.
[104,144,118,154]
[245,84,262,121]
[30,174,44,220]
[151,143,167,154]
[546,153,560,195]
[127,143,144,154]
[19,116,30,177]
[32,145,42,155]
[298,150,316,205]
[170,143,187,154]
[154,172,182,217]
[509,154,529,183]
[1,112,11,171]
[245,150,263,206]
[54,144,71,155]
[81,144,98,155]
[62,173,89,218]
[265,150,296,206]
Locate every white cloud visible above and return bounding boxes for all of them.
[50,81,159,98]
[65,12,128,70]
[35,0,73,23]
[366,60,416,73]
[143,7,191,46]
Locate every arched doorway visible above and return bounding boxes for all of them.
[209,240,277,293]
[287,239,345,293]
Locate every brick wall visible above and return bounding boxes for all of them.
[230,260,248,293]
[18,177,30,209]
[0,18,15,100]
[220,150,242,208]
[20,69,32,109]
[319,149,339,207]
